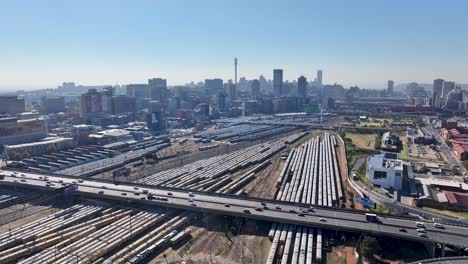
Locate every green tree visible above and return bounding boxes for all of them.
[359,236,381,258]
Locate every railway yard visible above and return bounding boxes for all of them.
[0,126,467,264]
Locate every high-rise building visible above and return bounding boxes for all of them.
[297,76,308,98]
[317,70,323,85]
[227,84,237,101]
[147,100,166,134]
[111,95,137,114]
[217,92,226,111]
[0,96,25,115]
[148,78,168,102]
[40,96,65,114]
[80,89,110,118]
[205,79,224,95]
[126,84,149,98]
[432,79,444,108]
[250,79,261,99]
[443,81,455,99]
[387,80,394,95]
[273,69,283,97]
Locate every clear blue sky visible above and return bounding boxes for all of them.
[1,0,468,90]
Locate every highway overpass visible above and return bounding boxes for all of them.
[1,169,468,249]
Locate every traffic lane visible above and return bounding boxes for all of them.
[3,177,468,247]
[2,173,467,236]
[3,173,468,240]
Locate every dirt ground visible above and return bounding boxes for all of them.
[327,246,357,264]
[336,133,364,211]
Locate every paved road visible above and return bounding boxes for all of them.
[2,170,468,248]
[425,125,466,176]
[349,158,468,226]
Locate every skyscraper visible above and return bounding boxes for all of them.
[387,80,394,95]
[432,79,444,108]
[234,58,238,86]
[297,76,307,98]
[250,79,260,99]
[205,79,224,95]
[317,70,323,85]
[273,69,283,97]
[148,78,168,102]
[443,81,455,99]
[227,83,237,101]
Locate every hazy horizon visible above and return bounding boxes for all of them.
[2,0,468,91]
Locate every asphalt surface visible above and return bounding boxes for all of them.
[350,157,468,227]
[1,170,468,248]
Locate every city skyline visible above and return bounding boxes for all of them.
[1,0,468,90]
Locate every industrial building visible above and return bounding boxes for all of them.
[380,131,402,151]
[0,117,48,146]
[4,137,75,160]
[366,153,404,190]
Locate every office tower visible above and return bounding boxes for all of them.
[250,79,261,99]
[148,78,168,102]
[387,80,394,95]
[40,96,65,114]
[443,81,455,99]
[234,58,238,86]
[432,79,444,108]
[228,83,237,101]
[147,100,167,134]
[317,70,323,85]
[273,69,283,97]
[217,92,226,111]
[126,84,149,98]
[111,95,137,114]
[205,79,224,95]
[0,96,25,115]
[297,76,307,98]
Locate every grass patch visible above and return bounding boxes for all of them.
[371,203,394,214]
[342,133,373,169]
[463,160,468,171]
[345,132,377,150]
[400,134,409,159]
[422,207,468,219]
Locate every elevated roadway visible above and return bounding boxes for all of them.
[1,169,468,249]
